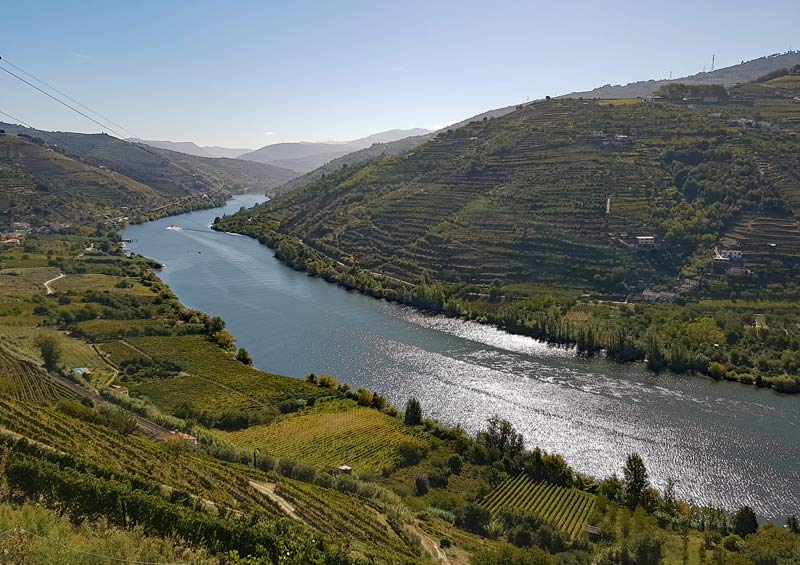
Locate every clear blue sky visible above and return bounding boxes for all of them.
[1,0,797,149]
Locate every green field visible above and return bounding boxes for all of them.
[114,335,334,415]
[0,351,80,402]
[224,402,427,474]
[483,475,596,539]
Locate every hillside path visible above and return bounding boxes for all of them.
[43,272,65,294]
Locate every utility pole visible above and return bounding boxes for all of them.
[711,54,715,72]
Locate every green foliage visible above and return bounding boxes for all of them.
[471,544,557,564]
[732,506,759,537]
[404,397,422,426]
[235,347,253,365]
[655,83,729,100]
[623,453,650,509]
[415,475,429,495]
[34,334,60,371]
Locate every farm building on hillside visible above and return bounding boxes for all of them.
[337,465,353,474]
[636,236,656,246]
[110,384,129,396]
[72,367,91,377]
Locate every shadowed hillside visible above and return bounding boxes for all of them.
[0,123,297,197]
[0,134,169,225]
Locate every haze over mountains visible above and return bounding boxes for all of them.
[127,139,252,160]
[236,128,431,173]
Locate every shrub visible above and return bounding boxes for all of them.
[357,389,373,406]
[318,374,337,388]
[448,454,463,475]
[397,441,426,467]
[454,503,491,535]
[415,475,429,495]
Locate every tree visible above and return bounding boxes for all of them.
[236,348,253,365]
[787,515,800,534]
[204,316,225,335]
[404,398,422,426]
[732,506,758,537]
[483,415,524,458]
[623,453,650,508]
[35,334,61,371]
[415,475,429,495]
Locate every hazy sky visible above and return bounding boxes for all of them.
[1,1,797,149]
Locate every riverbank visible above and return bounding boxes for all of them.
[210,218,800,396]
[115,197,800,521]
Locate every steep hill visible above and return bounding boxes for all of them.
[0,133,168,225]
[0,123,297,196]
[218,81,800,293]
[270,112,523,195]
[238,128,431,173]
[273,133,434,195]
[563,51,800,99]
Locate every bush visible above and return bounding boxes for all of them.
[318,374,337,388]
[448,454,463,475]
[396,441,426,467]
[455,503,491,535]
[415,475,429,495]
[357,389,373,406]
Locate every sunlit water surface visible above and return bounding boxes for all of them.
[124,195,799,521]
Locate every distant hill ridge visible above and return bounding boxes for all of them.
[562,51,800,99]
[128,139,252,160]
[0,123,297,197]
[237,128,431,173]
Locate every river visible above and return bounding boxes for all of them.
[123,194,799,521]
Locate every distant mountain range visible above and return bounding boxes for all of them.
[562,51,800,99]
[128,139,252,160]
[237,128,431,173]
[0,123,299,224]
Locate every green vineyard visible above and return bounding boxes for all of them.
[0,351,79,402]
[224,404,427,474]
[483,475,595,539]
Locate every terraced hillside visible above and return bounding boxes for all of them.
[219,87,800,290]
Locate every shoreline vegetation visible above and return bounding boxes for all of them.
[209,219,800,396]
[1,222,798,563]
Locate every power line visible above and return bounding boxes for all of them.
[0,55,218,190]
[0,56,139,139]
[0,107,79,150]
[0,61,130,141]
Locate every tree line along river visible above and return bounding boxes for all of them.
[123,194,800,522]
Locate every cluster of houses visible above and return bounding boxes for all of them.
[640,277,701,303]
[0,221,31,246]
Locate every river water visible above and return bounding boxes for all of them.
[124,194,799,521]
